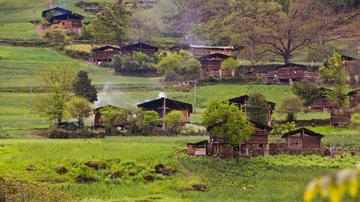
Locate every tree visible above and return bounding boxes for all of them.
[100,106,129,135]
[292,81,322,107]
[65,96,94,129]
[143,111,160,132]
[73,71,97,103]
[156,50,201,81]
[222,57,241,76]
[279,96,303,122]
[247,93,270,125]
[44,24,70,49]
[201,99,254,145]
[37,67,77,127]
[91,0,131,45]
[112,52,156,75]
[164,110,183,133]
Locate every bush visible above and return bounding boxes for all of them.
[48,129,105,139]
[112,52,157,75]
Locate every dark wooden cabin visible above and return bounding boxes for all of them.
[240,121,272,157]
[137,97,193,123]
[121,42,159,56]
[343,55,360,87]
[272,63,319,84]
[170,44,234,58]
[348,89,360,108]
[187,140,208,156]
[92,45,120,64]
[209,135,234,158]
[94,105,122,128]
[229,95,276,126]
[237,64,279,82]
[308,88,336,112]
[331,108,352,127]
[42,7,84,34]
[282,128,323,151]
[199,53,232,78]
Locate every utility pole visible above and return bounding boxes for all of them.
[162,82,166,130]
[193,80,197,114]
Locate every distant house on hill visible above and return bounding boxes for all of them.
[170,44,235,58]
[42,7,84,34]
[348,89,360,108]
[342,55,360,87]
[282,128,323,151]
[308,88,337,112]
[199,53,232,78]
[272,63,319,84]
[137,97,193,124]
[121,42,159,56]
[91,45,120,64]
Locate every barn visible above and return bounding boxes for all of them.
[42,7,84,34]
[343,55,360,87]
[229,95,276,126]
[272,63,319,84]
[137,97,193,124]
[331,108,352,127]
[199,53,232,78]
[187,140,208,156]
[94,105,123,128]
[170,44,234,58]
[121,42,159,56]
[348,89,360,108]
[282,128,323,151]
[91,45,120,64]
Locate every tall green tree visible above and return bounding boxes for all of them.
[65,96,94,129]
[73,71,97,103]
[247,93,269,125]
[201,99,254,144]
[292,81,322,107]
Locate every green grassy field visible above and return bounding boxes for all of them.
[0,23,38,40]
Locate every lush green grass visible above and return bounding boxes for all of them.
[0,136,359,201]
[0,23,38,40]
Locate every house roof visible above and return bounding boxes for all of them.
[189,44,234,50]
[42,7,72,17]
[282,128,324,138]
[92,45,120,52]
[187,140,208,147]
[49,13,84,21]
[170,43,191,50]
[121,42,159,51]
[199,53,232,61]
[137,97,193,112]
[42,7,83,19]
[229,95,276,109]
[250,121,272,131]
[347,89,360,96]
[95,105,122,112]
[342,55,358,61]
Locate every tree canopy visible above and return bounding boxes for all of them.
[73,71,97,103]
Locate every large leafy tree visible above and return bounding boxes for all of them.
[65,96,94,129]
[247,93,269,126]
[201,99,254,144]
[73,71,97,103]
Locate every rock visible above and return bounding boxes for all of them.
[55,166,68,175]
[26,165,36,171]
[192,184,208,192]
[110,171,123,179]
[84,161,106,170]
[154,164,165,173]
[162,168,176,176]
[144,175,155,182]
[75,174,97,183]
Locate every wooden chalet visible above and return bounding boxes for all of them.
[94,105,122,128]
[137,97,193,123]
[282,128,323,151]
[187,140,208,156]
[343,55,360,87]
[331,108,352,127]
[272,63,319,84]
[120,42,159,56]
[308,88,336,112]
[348,89,360,108]
[199,53,232,78]
[229,95,276,126]
[237,64,279,82]
[170,44,234,58]
[239,121,272,157]
[91,45,120,64]
[42,7,84,34]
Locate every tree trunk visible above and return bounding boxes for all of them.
[283,55,291,65]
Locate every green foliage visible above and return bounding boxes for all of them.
[73,71,97,103]
[320,52,347,87]
[221,57,241,71]
[143,110,160,131]
[65,96,94,129]
[112,52,156,75]
[292,81,322,106]
[201,98,254,144]
[156,51,201,81]
[164,110,184,133]
[100,106,129,135]
[279,96,303,122]
[247,93,269,125]
[44,24,70,49]
[271,122,296,136]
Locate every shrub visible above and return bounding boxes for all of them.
[164,110,184,134]
[112,52,156,75]
[48,129,105,139]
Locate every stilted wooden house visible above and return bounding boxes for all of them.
[170,44,234,58]
[239,121,272,157]
[94,105,123,128]
[199,53,232,78]
[308,88,336,112]
[348,89,360,108]
[91,45,120,64]
[187,140,208,156]
[331,108,352,127]
[121,42,159,56]
[343,55,360,87]
[42,7,84,33]
[282,128,323,151]
[137,97,193,123]
[229,95,275,126]
[272,64,319,84]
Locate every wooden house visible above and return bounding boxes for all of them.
[209,135,234,158]
[199,53,232,78]
[91,45,120,64]
[120,42,159,56]
[343,55,360,87]
[187,140,208,156]
[308,88,336,112]
[137,97,193,123]
[237,64,279,82]
[348,89,360,108]
[94,105,123,128]
[170,44,234,58]
[331,108,352,127]
[42,7,84,34]
[240,121,272,157]
[272,64,319,84]
[282,128,323,151]
[229,95,275,126]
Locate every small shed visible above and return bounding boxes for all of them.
[120,42,159,56]
[92,45,120,64]
[240,121,272,157]
[348,89,360,108]
[282,128,323,150]
[273,63,319,84]
[209,135,234,158]
[331,108,352,127]
[137,97,193,123]
[94,105,123,128]
[308,88,336,112]
[199,53,232,78]
[187,140,208,156]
